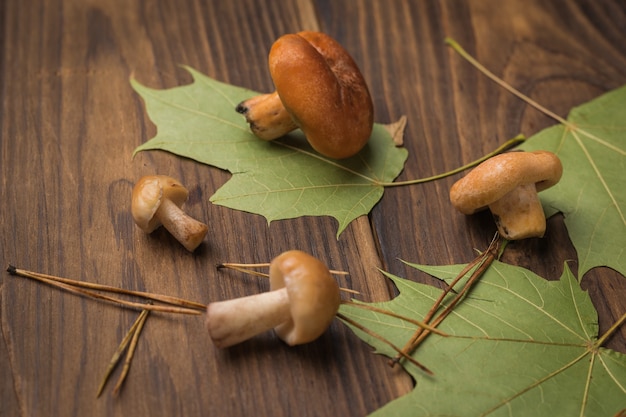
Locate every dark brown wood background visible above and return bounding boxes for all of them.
[1,1,625,416]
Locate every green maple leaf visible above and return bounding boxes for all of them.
[131,67,408,236]
[518,85,626,278]
[340,260,626,417]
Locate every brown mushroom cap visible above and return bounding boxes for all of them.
[269,250,341,346]
[131,175,189,233]
[449,151,563,215]
[268,31,374,159]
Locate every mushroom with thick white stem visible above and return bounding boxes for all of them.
[131,175,208,252]
[449,150,563,240]
[206,250,341,348]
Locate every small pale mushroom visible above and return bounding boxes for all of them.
[236,31,374,159]
[131,175,208,252]
[206,250,341,348]
[449,150,563,240]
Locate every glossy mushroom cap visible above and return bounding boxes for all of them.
[236,31,374,159]
[450,150,563,240]
[269,31,374,159]
[131,175,189,233]
[269,250,341,346]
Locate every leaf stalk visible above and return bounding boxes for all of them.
[380,135,525,187]
[444,37,569,126]
[594,311,626,349]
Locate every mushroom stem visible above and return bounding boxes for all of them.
[489,183,546,240]
[156,198,208,252]
[236,92,298,140]
[206,288,291,348]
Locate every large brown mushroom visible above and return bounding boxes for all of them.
[206,250,341,348]
[236,31,374,159]
[131,175,208,252]
[449,150,563,240]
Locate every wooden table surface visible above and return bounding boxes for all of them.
[2,1,625,416]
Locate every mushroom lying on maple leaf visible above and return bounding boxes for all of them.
[236,31,374,159]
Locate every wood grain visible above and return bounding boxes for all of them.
[1,0,624,416]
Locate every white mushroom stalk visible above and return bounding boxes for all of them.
[155,197,208,251]
[207,289,291,348]
[206,250,341,347]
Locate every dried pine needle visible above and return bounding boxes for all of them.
[391,233,501,366]
[96,308,150,398]
[217,262,359,294]
[7,266,205,314]
[112,307,150,396]
[341,300,447,336]
[337,312,433,375]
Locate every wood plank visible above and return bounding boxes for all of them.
[1,0,624,416]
